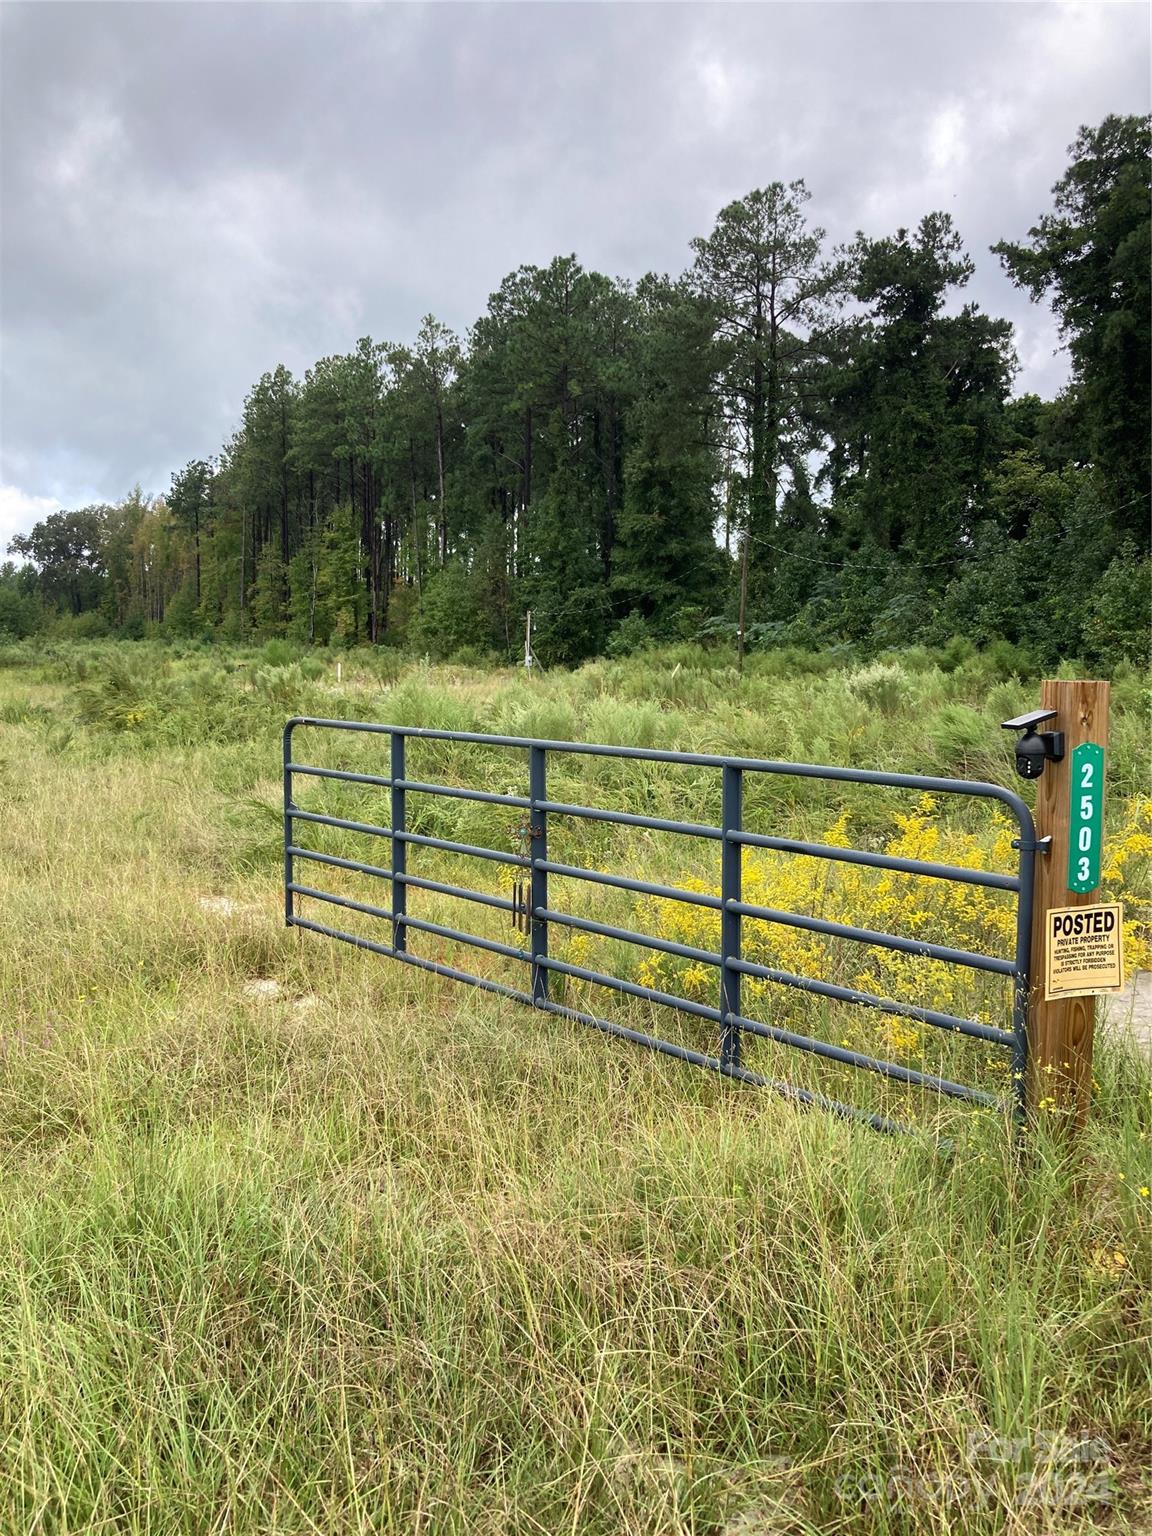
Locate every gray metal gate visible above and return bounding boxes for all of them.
[283,718,1041,1136]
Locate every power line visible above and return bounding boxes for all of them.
[740,489,1152,573]
[743,533,970,571]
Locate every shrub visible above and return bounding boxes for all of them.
[634,800,1019,1045]
[847,661,911,713]
[948,639,1039,691]
[606,611,653,658]
[670,604,707,641]
[1083,550,1152,671]
[50,610,111,640]
[631,796,1150,1057]
[937,635,976,673]
[73,658,156,732]
[260,638,298,669]
[408,566,496,661]
[0,585,42,640]
[356,647,406,687]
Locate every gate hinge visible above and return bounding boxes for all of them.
[1012,834,1053,854]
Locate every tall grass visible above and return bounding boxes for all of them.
[0,643,1148,1533]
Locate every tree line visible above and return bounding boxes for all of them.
[4,114,1149,667]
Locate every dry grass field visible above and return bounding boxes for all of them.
[0,642,1148,1534]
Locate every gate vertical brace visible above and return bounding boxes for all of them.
[283,723,295,928]
[1010,833,1036,1131]
[529,745,549,1006]
[720,764,742,1070]
[390,732,407,953]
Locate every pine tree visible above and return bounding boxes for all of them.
[995,114,1152,534]
[691,182,847,610]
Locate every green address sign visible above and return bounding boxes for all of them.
[1067,741,1104,894]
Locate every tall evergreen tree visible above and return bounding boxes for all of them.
[613,276,722,622]
[994,114,1151,534]
[167,459,213,608]
[826,213,1015,560]
[691,182,847,610]
[9,153,1146,663]
[233,364,299,626]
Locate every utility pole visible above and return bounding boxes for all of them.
[736,531,750,674]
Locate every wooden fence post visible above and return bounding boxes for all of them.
[1027,678,1110,1131]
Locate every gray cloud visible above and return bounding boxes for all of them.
[1,0,1148,546]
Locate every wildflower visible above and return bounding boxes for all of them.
[1139,1187,1149,1199]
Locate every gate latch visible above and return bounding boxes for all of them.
[510,817,540,934]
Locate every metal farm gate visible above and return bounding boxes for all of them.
[283,718,1042,1135]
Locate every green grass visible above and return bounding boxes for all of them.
[0,642,1149,1534]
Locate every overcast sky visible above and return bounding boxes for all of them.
[1,1,1148,550]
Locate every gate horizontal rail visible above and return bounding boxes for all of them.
[284,717,1039,1134]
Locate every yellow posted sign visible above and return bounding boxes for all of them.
[1045,903,1125,1000]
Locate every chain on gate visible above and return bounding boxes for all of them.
[509,815,537,935]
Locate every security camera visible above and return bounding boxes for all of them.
[1000,709,1065,781]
